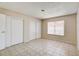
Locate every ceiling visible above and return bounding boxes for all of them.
[0,2,79,19]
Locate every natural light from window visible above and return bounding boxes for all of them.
[48,20,64,35]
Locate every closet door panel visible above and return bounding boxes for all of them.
[36,20,41,39]
[0,14,6,50]
[11,16,23,45]
[29,19,36,40]
[16,17,23,43]
[6,16,12,47]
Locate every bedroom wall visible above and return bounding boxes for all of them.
[42,14,77,45]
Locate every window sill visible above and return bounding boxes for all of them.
[48,34,64,36]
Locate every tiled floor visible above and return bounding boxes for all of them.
[0,39,77,56]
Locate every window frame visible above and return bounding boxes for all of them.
[47,20,65,36]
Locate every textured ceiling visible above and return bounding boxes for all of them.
[0,2,79,19]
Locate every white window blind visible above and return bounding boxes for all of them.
[48,20,64,35]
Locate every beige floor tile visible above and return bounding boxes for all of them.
[0,39,77,56]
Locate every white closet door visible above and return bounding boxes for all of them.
[36,20,41,39]
[29,19,36,40]
[11,16,23,45]
[0,14,6,50]
[6,16,12,47]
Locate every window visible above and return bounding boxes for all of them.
[48,20,64,35]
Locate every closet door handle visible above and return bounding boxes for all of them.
[1,31,5,33]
